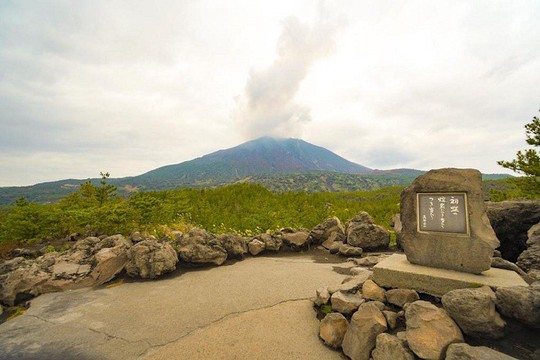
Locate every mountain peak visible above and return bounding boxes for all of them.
[140,137,372,182]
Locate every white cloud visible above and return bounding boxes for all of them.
[0,0,539,186]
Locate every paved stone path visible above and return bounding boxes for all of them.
[0,253,351,359]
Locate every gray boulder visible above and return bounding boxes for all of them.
[346,212,390,250]
[175,228,228,266]
[217,233,248,259]
[405,300,463,360]
[342,305,388,360]
[487,200,540,262]
[496,285,540,328]
[446,343,517,360]
[319,312,349,349]
[0,263,50,306]
[247,239,265,256]
[310,216,346,245]
[372,333,415,360]
[442,287,505,339]
[281,230,310,251]
[125,240,178,279]
[257,233,282,251]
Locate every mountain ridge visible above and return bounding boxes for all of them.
[0,136,511,205]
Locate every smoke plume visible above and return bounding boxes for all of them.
[235,16,338,138]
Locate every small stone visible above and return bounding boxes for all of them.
[339,244,363,257]
[350,267,365,276]
[248,239,265,256]
[372,333,415,360]
[382,310,398,330]
[314,287,330,306]
[331,291,364,315]
[362,279,386,302]
[328,270,372,294]
[281,231,310,250]
[405,300,463,360]
[446,343,517,360]
[386,289,420,308]
[353,255,386,267]
[442,287,505,339]
[491,257,527,277]
[319,312,349,349]
[359,301,385,312]
[342,305,388,360]
[496,285,540,328]
[328,241,343,254]
[130,231,144,243]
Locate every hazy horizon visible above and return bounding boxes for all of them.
[1,1,539,186]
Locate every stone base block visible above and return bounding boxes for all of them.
[373,254,528,297]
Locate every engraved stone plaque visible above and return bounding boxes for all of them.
[400,169,499,274]
[417,193,468,234]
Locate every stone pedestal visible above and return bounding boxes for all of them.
[373,254,528,297]
[400,168,499,274]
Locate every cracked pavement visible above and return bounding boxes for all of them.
[0,253,351,359]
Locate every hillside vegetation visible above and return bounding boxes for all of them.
[0,183,402,252]
[1,175,534,257]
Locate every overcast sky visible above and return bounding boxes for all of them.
[1,1,539,186]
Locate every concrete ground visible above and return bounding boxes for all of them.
[0,252,351,360]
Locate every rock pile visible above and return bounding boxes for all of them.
[0,210,397,307]
[315,271,536,359]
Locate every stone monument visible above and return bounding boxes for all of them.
[400,168,499,274]
[373,168,528,296]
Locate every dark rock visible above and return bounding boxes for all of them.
[338,244,363,257]
[487,201,540,262]
[491,257,527,277]
[517,222,540,272]
[257,233,282,251]
[496,285,540,328]
[217,233,248,259]
[281,230,310,251]
[446,343,517,360]
[175,228,227,266]
[346,212,390,250]
[126,240,178,279]
[247,239,265,256]
[442,287,505,339]
[309,216,346,245]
